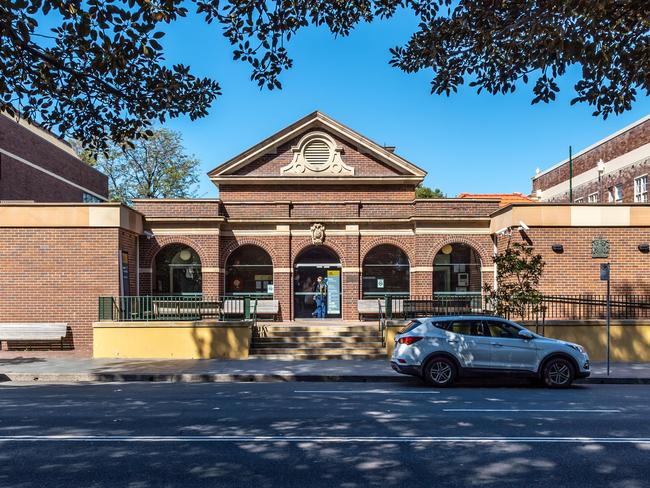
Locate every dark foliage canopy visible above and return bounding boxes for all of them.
[2,0,648,148]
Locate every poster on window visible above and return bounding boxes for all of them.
[327,269,341,315]
[119,250,130,296]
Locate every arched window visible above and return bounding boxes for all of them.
[153,244,202,295]
[433,243,482,297]
[362,244,410,297]
[225,245,273,297]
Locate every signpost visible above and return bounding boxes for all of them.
[600,263,611,376]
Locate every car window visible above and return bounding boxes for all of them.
[486,320,521,338]
[433,321,451,331]
[401,320,422,334]
[446,320,485,336]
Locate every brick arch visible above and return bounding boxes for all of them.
[143,236,208,268]
[427,236,492,268]
[360,238,415,266]
[220,238,277,268]
[292,240,347,268]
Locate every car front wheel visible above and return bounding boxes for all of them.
[542,358,575,388]
[424,357,457,387]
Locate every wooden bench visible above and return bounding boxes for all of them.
[0,323,68,349]
[358,299,404,320]
[222,299,279,321]
[152,301,202,320]
[255,299,279,321]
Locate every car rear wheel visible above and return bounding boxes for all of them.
[424,357,457,387]
[542,358,575,388]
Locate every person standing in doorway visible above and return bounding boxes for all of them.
[312,275,328,319]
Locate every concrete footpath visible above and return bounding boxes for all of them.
[0,357,649,384]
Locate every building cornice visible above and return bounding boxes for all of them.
[211,176,423,185]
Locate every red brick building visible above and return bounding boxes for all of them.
[135,112,497,322]
[533,115,650,204]
[2,111,650,359]
[0,113,108,203]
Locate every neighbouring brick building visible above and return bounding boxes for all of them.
[533,115,650,204]
[0,112,108,203]
[2,110,650,359]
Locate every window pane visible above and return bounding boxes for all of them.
[154,245,202,295]
[486,321,520,338]
[448,320,484,336]
[226,245,273,296]
[433,243,482,295]
[362,245,410,297]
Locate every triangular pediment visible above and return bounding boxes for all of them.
[208,111,426,186]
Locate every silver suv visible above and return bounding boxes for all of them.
[391,315,590,388]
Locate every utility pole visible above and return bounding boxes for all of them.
[569,146,573,203]
[600,263,611,376]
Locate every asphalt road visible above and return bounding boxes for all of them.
[0,381,649,487]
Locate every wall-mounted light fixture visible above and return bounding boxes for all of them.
[639,243,650,253]
[551,244,564,254]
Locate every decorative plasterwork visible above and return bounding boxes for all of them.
[208,111,427,186]
[310,223,326,244]
[281,132,354,176]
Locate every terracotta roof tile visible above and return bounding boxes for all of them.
[457,192,537,207]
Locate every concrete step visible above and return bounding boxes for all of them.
[251,341,384,349]
[256,330,382,338]
[253,335,382,344]
[248,353,388,360]
[250,347,386,355]
[256,326,379,333]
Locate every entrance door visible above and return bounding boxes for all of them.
[294,247,342,319]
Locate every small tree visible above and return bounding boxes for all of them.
[484,242,545,320]
[80,129,200,204]
[415,184,446,199]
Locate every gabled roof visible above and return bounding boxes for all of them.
[208,111,427,185]
[457,192,536,207]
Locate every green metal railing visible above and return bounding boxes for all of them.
[98,295,259,322]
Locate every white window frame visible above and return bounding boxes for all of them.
[634,175,648,203]
[574,197,585,204]
[587,192,599,203]
[608,185,623,203]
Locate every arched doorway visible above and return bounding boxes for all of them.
[362,244,410,298]
[294,246,342,319]
[225,245,274,297]
[433,243,482,308]
[153,244,202,295]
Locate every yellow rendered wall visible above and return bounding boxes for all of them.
[385,324,408,359]
[537,324,650,362]
[93,321,251,359]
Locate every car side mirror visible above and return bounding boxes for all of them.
[518,330,534,340]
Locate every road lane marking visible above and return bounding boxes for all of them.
[294,390,439,394]
[0,435,647,444]
[443,409,621,413]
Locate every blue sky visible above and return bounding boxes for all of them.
[157,10,650,198]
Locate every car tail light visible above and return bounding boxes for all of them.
[398,336,423,345]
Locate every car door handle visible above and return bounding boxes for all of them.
[447,339,459,344]
[490,342,504,347]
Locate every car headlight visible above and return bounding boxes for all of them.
[568,343,585,353]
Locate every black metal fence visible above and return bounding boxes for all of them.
[535,295,650,320]
[98,296,258,322]
[389,294,650,321]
